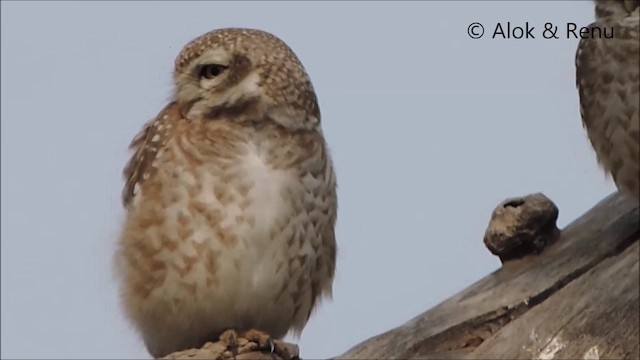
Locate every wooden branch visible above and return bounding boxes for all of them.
[336,192,639,359]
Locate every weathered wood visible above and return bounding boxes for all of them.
[336,193,639,360]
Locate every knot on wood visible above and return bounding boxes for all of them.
[483,193,560,262]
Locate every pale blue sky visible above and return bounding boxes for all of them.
[1,1,613,359]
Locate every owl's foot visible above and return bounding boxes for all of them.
[218,329,298,359]
[240,329,296,359]
[219,329,240,350]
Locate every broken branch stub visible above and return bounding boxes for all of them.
[483,193,560,262]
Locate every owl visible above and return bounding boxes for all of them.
[116,28,337,358]
[576,0,640,200]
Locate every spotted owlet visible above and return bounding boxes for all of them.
[576,0,640,200]
[115,28,337,358]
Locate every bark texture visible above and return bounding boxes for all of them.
[337,193,639,360]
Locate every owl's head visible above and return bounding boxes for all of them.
[594,0,639,20]
[172,28,320,130]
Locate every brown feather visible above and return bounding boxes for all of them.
[122,102,180,207]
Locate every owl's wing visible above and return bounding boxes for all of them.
[122,102,178,207]
[575,23,598,130]
[575,20,640,198]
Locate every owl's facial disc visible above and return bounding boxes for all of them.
[172,28,320,129]
[175,48,263,121]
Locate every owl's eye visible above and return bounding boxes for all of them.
[199,64,228,79]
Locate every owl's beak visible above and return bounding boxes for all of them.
[623,0,640,13]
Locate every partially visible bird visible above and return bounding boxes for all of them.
[115,28,337,358]
[576,0,640,200]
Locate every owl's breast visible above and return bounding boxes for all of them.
[118,119,336,355]
[122,124,308,308]
[159,130,301,278]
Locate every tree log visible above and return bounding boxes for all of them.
[337,192,639,359]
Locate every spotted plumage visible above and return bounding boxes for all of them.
[576,0,640,199]
[116,28,337,358]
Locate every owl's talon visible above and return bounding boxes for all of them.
[239,329,294,359]
[268,337,275,354]
[219,329,239,350]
